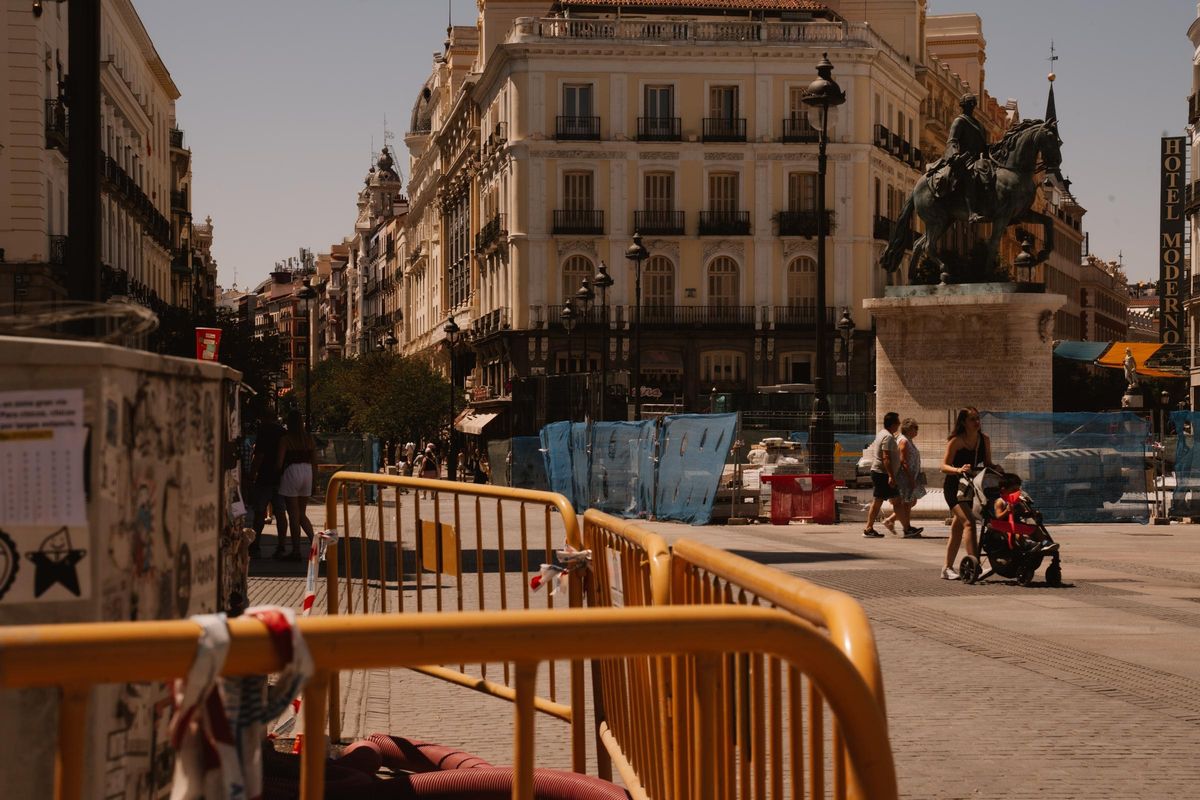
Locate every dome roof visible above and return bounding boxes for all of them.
[375,146,400,183]
[409,78,436,134]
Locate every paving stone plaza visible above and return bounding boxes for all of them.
[248,498,1200,799]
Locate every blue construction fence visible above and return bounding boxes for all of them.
[540,413,739,525]
[1169,412,1200,518]
[979,412,1150,524]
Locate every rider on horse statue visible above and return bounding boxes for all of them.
[927,93,994,224]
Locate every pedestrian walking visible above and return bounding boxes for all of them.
[418,442,439,498]
[882,418,925,538]
[939,406,1000,580]
[248,410,288,558]
[863,412,902,538]
[275,410,318,560]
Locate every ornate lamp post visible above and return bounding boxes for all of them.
[295,278,317,430]
[625,232,650,421]
[443,315,461,481]
[561,299,578,422]
[836,308,856,397]
[802,53,845,475]
[575,277,595,420]
[593,260,614,420]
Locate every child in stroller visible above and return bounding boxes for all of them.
[959,468,1063,586]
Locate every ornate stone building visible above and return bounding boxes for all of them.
[397,0,936,432]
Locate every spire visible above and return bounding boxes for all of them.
[1045,40,1058,122]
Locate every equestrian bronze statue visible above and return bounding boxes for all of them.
[879,93,1063,284]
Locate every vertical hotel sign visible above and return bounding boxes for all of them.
[1161,136,1186,344]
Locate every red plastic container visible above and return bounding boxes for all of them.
[761,474,843,525]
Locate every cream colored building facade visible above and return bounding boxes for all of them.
[398,0,931,419]
[1,0,194,313]
[1186,2,1200,405]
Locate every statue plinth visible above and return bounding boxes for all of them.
[863,284,1066,432]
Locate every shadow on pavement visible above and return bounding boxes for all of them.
[726,550,869,565]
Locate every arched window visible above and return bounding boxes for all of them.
[707,256,739,306]
[562,254,593,302]
[786,257,816,310]
[643,255,674,307]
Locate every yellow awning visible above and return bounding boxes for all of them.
[1095,342,1179,379]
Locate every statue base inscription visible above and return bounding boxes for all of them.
[863,284,1066,435]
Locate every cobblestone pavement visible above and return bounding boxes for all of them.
[248,495,1200,798]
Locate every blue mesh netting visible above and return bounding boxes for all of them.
[1169,412,1200,517]
[540,414,739,524]
[980,412,1149,524]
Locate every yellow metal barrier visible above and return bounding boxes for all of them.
[0,607,898,800]
[319,472,586,770]
[669,538,887,800]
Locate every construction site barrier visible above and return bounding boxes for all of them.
[579,511,888,800]
[321,472,586,770]
[0,607,898,800]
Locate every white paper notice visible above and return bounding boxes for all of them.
[0,390,87,527]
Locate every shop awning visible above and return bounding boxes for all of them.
[1095,342,1183,379]
[1053,341,1113,363]
[455,411,499,435]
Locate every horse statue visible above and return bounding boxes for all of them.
[879,118,1064,283]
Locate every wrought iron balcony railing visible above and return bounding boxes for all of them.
[44,99,68,152]
[626,305,756,327]
[702,117,746,142]
[556,115,600,141]
[781,117,819,143]
[633,210,685,235]
[476,213,507,252]
[553,209,604,235]
[772,305,836,328]
[170,128,184,149]
[48,235,67,266]
[637,116,681,141]
[776,209,835,238]
[699,210,751,236]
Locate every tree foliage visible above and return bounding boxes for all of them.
[212,310,288,424]
[300,352,459,444]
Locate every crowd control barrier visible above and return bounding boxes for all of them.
[321,472,587,770]
[0,608,898,800]
[580,510,889,800]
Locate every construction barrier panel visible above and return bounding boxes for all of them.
[0,607,899,800]
[321,472,587,771]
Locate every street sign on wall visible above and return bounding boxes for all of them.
[1160,136,1186,344]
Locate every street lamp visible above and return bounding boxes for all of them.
[593,260,614,421]
[576,277,595,420]
[802,53,845,475]
[836,308,856,397]
[295,278,317,431]
[378,332,398,351]
[443,314,460,481]
[625,232,650,421]
[561,299,578,421]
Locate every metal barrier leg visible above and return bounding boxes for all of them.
[325,543,342,744]
[54,686,89,800]
[514,662,539,800]
[302,671,331,800]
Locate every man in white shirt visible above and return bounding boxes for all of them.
[863,412,901,538]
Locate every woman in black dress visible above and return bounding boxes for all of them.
[940,407,999,580]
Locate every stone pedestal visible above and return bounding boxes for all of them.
[863,284,1066,435]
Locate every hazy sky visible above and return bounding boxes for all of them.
[137,0,1196,289]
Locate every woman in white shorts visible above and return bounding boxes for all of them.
[275,410,317,560]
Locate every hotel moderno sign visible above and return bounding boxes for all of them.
[1161,136,1186,344]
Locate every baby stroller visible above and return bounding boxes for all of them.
[957,467,1063,587]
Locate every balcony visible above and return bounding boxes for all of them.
[781,117,819,143]
[483,121,508,157]
[776,210,834,238]
[44,99,68,152]
[873,215,894,241]
[633,210,685,235]
[170,128,185,149]
[772,306,835,329]
[556,115,600,141]
[627,305,756,327]
[1186,179,1200,217]
[1191,93,1200,126]
[548,303,609,327]
[553,209,604,235]
[171,190,188,210]
[637,117,681,142]
[407,242,425,265]
[48,235,67,266]
[700,210,750,236]
[476,213,507,253]
[471,307,512,337]
[703,117,746,142]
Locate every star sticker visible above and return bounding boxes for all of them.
[26,527,86,598]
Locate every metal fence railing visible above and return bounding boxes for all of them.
[321,472,586,768]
